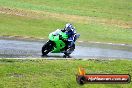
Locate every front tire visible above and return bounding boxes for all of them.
[42,40,54,56]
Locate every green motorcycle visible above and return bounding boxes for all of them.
[42,30,77,57]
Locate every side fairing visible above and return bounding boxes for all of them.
[48,31,68,53]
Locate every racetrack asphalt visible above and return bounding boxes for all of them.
[0,38,132,59]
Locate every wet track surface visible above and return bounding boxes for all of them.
[0,39,132,59]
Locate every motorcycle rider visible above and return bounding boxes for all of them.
[62,23,77,48]
[52,23,80,53]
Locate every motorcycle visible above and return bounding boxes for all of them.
[42,29,80,58]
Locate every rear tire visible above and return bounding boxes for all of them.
[42,40,54,56]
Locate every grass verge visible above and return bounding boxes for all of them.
[0,13,132,44]
[0,59,132,88]
[0,0,131,21]
[0,0,132,44]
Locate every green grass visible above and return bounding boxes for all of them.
[0,0,131,21]
[0,14,65,39]
[0,0,132,44]
[78,24,132,43]
[0,13,132,44]
[0,59,132,88]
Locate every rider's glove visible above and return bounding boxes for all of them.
[59,35,68,42]
[59,35,63,40]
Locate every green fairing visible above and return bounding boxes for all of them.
[49,31,68,53]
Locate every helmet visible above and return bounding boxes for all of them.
[64,23,73,32]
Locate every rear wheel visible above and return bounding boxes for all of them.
[42,40,54,56]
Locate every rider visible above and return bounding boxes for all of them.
[61,23,77,49]
[52,23,79,51]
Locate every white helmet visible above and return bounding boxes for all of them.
[64,23,73,32]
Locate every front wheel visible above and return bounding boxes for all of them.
[42,40,54,56]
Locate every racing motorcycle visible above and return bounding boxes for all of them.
[41,29,80,58]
